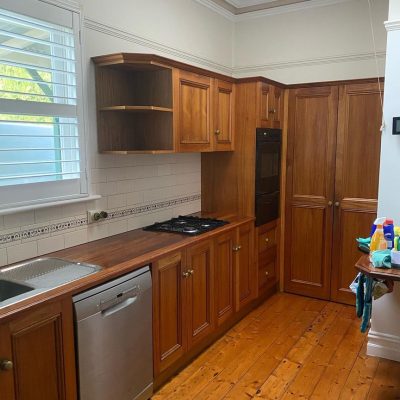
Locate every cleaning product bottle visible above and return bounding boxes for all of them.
[384,218,395,249]
[370,217,387,237]
[370,224,387,252]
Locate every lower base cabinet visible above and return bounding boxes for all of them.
[0,300,77,400]
[153,221,259,378]
[153,239,215,375]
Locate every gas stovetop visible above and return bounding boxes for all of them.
[143,216,229,236]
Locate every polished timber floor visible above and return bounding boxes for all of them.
[153,293,400,400]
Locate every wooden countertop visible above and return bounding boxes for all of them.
[0,214,253,322]
[355,254,400,281]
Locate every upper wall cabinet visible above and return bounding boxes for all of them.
[258,82,283,129]
[92,53,235,154]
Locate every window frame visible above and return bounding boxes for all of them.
[0,0,90,212]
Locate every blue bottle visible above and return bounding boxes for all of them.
[384,218,395,249]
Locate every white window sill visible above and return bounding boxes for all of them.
[0,195,101,216]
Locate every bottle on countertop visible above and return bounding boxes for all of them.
[370,224,387,252]
[384,218,395,250]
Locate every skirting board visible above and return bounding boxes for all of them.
[367,329,400,362]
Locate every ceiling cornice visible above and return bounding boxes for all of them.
[385,19,400,31]
[195,0,355,21]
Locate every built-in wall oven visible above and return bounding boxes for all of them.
[255,128,282,226]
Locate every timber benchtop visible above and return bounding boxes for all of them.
[356,254,400,281]
[0,214,253,322]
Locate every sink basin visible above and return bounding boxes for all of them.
[0,257,102,307]
[0,279,34,302]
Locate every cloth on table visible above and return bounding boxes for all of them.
[371,249,392,268]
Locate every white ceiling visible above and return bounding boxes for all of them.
[210,0,312,15]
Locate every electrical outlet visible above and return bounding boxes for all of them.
[87,210,108,224]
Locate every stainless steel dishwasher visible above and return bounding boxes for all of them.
[73,266,153,400]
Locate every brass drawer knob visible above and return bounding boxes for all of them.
[265,271,269,276]
[182,271,190,278]
[265,238,269,243]
[233,245,242,252]
[215,129,221,135]
[188,269,194,276]
[0,359,13,371]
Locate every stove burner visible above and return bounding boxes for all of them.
[143,216,229,236]
[183,226,198,233]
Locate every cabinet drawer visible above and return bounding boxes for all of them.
[258,228,277,253]
[258,259,276,289]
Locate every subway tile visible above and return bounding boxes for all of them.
[143,187,174,203]
[157,164,172,176]
[107,194,127,210]
[3,211,35,229]
[37,235,65,256]
[0,248,7,267]
[90,168,107,183]
[7,241,38,265]
[64,228,88,248]
[87,223,109,242]
[108,219,128,236]
[126,192,144,206]
[35,206,63,224]
[106,167,127,182]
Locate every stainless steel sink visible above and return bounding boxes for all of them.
[0,279,34,302]
[0,257,102,307]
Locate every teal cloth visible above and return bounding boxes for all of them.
[371,250,392,268]
[357,237,371,245]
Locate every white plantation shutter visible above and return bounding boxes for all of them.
[0,0,87,210]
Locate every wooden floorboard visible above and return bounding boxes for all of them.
[153,293,400,400]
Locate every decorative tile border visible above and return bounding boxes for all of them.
[0,194,201,246]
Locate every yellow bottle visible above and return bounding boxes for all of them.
[370,224,387,251]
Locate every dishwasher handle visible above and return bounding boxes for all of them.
[101,296,137,317]
[98,285,141,315]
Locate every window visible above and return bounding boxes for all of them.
[0,0,87,211]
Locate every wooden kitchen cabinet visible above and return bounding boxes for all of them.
[176,70,213,152]
[285,82,382,304]
[258,82,283,129]
[153,240,214,375]
[185,240,215,347]
[257,221,278,295]
[214,230,236,326]
[152,251,187,375]
[235,222,256,311]
[0,300,77,400]
[213,79,235,151]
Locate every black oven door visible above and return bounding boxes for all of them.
[255,191,280,226]
[255,140,281,195]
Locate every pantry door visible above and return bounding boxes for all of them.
[330,82,383,305]
[284,86,338,300]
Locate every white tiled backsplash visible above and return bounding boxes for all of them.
[0,153,201,267]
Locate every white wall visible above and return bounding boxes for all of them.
[368,0,400,362]
[233,0,389,83]
[0,0,235,267]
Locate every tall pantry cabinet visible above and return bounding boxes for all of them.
[284,81,383,305]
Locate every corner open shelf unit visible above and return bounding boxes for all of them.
[92,53,175,154]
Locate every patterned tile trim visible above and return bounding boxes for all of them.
[0,194,201,245]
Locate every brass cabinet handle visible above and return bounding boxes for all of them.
[335,202,340,207]
[215,129,221,135]
[188,269,194,276]
[268,108,276,114]
[182,271,190,278]
[233,245,242,251]
[265,237,269,243]
[0,359,13,371]
[328,201,333,207]
[265,271,269,276]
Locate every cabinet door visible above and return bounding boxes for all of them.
[177,70,212,152]
[235,222,256,311]
[153,252,187,374]
[272,86,283,128]
[185,240,215,348]
[258,248,277,294]
[214,80,235,151]
[258,82,273,128]
[0,300,77,400]
[331,83,382,305]
[285,86,338,300]
[214,230,235,326]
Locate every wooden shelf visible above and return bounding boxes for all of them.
[355,254,400,281]
[101,150,175,155]
[99,105,173,113]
